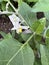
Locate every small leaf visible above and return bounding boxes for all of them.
[44,26,49,38]
[31,18,46,34]
[46,30,49,38]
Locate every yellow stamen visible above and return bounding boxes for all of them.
[17,27,22,33]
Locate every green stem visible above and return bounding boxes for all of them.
[8,1,18,14]
[20,32,35,51]
[24,32,35,45]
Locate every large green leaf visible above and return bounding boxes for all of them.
[32,0,49,12]
[19,2,37,29]
[40,44,49,65]
[0,34,34,65]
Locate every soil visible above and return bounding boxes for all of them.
[0,14,13,33]
[37,12,44,19]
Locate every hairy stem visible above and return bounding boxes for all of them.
[8,1,18,14]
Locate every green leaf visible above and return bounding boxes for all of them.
[44,26,49,38]
[0,0,9,2]
[44,12,49,26]
[44,12,49,21]
[27,0,38,2]
[32,0,49,12]
[40,44,49,65]
[18,0,23,6]
[3,0,9,1]
[1,1,14,11]
[0,0,3,2]
[31,18,46,34]
[0,35,34,65]
[1,1,6,11]
[46,30,49,38]
[34,59,41,65]
[0,31,6,38]
[21,33,31,41]
[19,2,37,29]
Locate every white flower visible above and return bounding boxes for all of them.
[23,29,32,34]
[9,14,29,33]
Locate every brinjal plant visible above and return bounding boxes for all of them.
[0,0,49,65]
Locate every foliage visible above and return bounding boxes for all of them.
[0,0,49,65]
